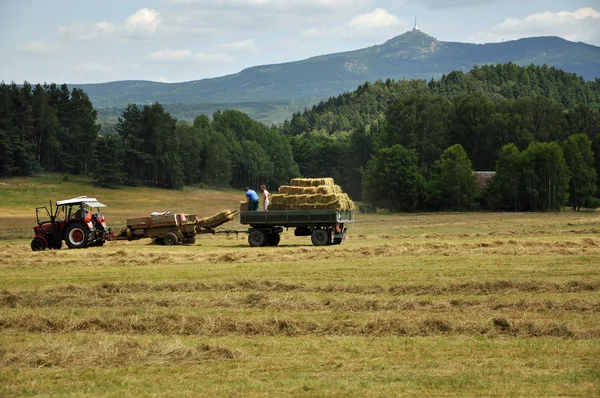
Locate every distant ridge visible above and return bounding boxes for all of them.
[72,30,600,123]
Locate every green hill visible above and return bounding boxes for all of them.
[73,30,600,125]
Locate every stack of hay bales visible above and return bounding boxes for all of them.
[270,178,355,211]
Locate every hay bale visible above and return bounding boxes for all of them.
[278,185,318,195]
[198,210,237,228]
[273,177,354,211]
[269,192,354,210]
[290,178,334,187]
[316,185,342,194]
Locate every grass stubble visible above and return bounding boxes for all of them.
[0,175,599,396]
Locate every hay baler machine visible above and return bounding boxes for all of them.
[31,196,110,251]
[111,209,240,245]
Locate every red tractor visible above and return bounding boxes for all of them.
[30,196,110,251]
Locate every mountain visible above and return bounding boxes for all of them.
[77,30,600,125]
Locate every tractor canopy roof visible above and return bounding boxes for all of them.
[56,196,107,208]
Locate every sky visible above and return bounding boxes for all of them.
[1,0,599,84]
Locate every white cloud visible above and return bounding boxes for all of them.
[193,53,234,62]
[125,8,161,33]
[348,8,400,30]
[407,0,523,9]
[59,8,161,41]
[471,7,600,45]
[77,62,113,73]
[301,27,325,40]
[159,0,369,33]
[164,0,367,11]
[149,49,193,61]
[21,41,62,53]
[92,22,116,36]
[148,49,233,63]
[217,39,258,51]
[301,8,406,41]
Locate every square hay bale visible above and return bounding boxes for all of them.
[269,189,354,211]
[290,178,335,187]
[198,210,236,228]
[316,185,342,194]
[278,185,318,194]
[240,201,249,211]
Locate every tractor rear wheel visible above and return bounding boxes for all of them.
[163,232,178,245]
[65,222,91,249]
[31,237,46,251]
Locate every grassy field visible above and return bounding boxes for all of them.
[1,174,599,397]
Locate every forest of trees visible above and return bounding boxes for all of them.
[1,62,600,212]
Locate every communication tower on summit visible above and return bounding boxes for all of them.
[412,16,419,31]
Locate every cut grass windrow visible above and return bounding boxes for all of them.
[3,238,600,269]
[0,291,600,313]
[1,313,599,339]
[0,339,240,368]
[3,279,597,297]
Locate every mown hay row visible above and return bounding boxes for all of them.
[3,287,599,313]
[0,340,241,368]
[1,313,597,338]
[290,178,334,187]
[2,280,599,300]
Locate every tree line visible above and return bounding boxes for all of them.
[0,82,99,176]
[1,62,600,212]
[95,105,299,189]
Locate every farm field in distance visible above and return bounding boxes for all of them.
[1,174,599,397]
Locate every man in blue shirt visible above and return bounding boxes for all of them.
[245,187,260,211]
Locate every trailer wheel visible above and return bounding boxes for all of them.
[248,230,266,247]
[182,236,196,245]
[163,232,178,245]
[311,229,330,246]
[31,237,46,251]
[266,233,280,246]
[65,222,91,249]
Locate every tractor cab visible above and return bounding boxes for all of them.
[31,196,109,251]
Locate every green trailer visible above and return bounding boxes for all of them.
[239,210,353,247]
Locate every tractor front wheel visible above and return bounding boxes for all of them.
[31,237,47,251]
[65,222,91,249]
